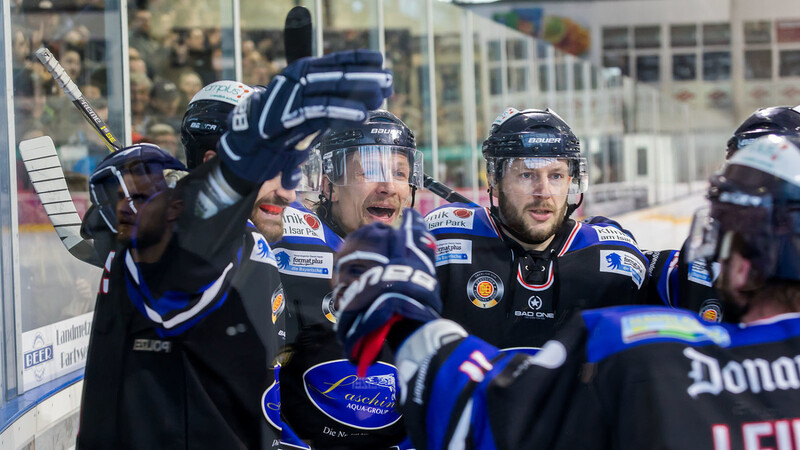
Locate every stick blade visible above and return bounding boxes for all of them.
[19,137,101,266]
[284,6,313,64]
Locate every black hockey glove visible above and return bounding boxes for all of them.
[334,209,441,376]
[218,50,392,188]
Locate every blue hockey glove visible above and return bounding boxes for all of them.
[218,50,393,188]
[334,209,441,376]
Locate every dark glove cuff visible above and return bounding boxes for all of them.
[219,160,258,195]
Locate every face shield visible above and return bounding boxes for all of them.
[487,156,587,201]
[89,159,181,234]
[295,150,322,193]
[322,146,423,189]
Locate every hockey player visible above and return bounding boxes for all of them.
[647,105,800,322]
[426,107,649,350]
[271,111,421,449]
[76,50,392,449]
[334,133,800,449]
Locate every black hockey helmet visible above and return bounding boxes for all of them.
[689,134,800,285]
[318,109,423,189]
[181,80,255,169]
[726,106,800,159]
[482,108,587,209]
[89,144,186,233]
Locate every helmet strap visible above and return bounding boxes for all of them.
[316,184,347,238]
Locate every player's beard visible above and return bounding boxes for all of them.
[251,194,290,242]
[498,191,568,244]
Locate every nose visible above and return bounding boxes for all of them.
[277,185,296,204]
[376,179,397,195]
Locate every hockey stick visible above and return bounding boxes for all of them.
[282,7,477,207]
[19,136,102,266]
[35,47,122,153]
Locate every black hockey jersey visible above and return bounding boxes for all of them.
[646,238,724,322]
[77,169,284,449]
[399,306,800,449]
[271,203,410,449]
[426,203,650,350]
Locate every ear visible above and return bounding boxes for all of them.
[166,197,184,222]
[202,150,216,163]
[727,252,753,291]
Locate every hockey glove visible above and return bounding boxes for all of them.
[218,50,393,188]
[334,209,441,377]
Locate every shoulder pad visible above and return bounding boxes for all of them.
[566,222,642,254]
[581,306,733,363]
[425,204,501,239]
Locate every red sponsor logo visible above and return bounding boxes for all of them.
[304,214,320,230]
[453,209,473,219]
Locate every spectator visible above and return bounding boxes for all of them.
[149,79,181,130]
[176,70,202,108]
[145,123,181,161]
[130,72,153,139]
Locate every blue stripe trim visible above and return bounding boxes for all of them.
[582,306,800,363]
[0,371,84,435]
[427,336,501,449]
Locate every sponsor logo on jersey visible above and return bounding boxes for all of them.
[132,339,172,353]
[271,285,285,324]
[250,232,277,265]
[600,250,645,288]
[514,295,554,319]
[684,347,800,399]
[274,249,333,279]
[620,312,730,345]
[303,360,402,430]
[282,207,327,242]
[426,208,475,231]
[595,226,637,247]
[688,260,719,287]
[467,271,504,308]
[322,291,337,324]
[261,376,282,429]
[699,299,723,323]
[435,239,472,266]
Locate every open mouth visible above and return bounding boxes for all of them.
[366,206,395,220]
[528,209,553,221]
[259,204,284,216]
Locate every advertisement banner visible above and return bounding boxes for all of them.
[21,312,92,392]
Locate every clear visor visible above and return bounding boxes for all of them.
[323,146,423,188]
[489,156,587,197]
[89,162,175,234]
[686,206,720,263]
[295,151,322,193]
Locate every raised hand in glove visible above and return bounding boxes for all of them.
[218,50,392,188]
[333,209,440,377]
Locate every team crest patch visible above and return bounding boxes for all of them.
[426,208,475,231]
[322,291,337,324]
[435,239,472,266]
[271,285,285,324]
[600,250,645,289]
[467,271,504,308]
[699,299,723,323]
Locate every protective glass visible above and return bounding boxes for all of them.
[488,156,587,197]
[295,150,322,193]
[323,146,423,188]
